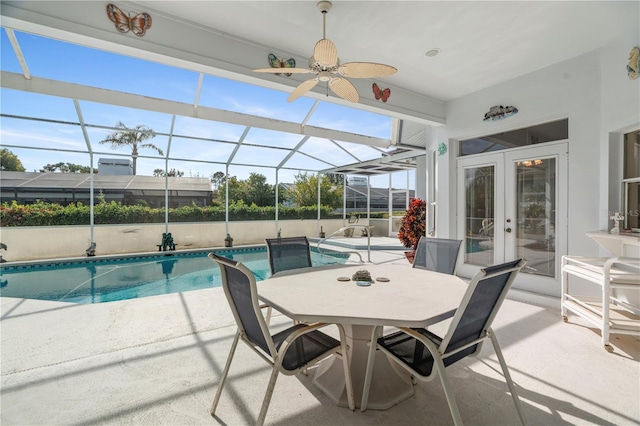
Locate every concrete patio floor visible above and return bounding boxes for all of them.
[1,247,639,425]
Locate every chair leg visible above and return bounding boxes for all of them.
[360,326,380,412]
[560,260,568,320]
[257,365,280,426]
[490,332,526,426]
[265,306,273,325]
[433,357,463,426]
[210,330,240,417]
[337,325,355,411]
[601,274,613,351]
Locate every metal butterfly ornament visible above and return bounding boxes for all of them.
[268,54,296,77]
[106,4,152,37]
[372,83,391,102]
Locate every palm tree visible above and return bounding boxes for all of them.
[99,122,163,175]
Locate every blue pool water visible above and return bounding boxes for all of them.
[0,246,348,304]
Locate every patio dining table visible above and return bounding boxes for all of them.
[259,263,468,410]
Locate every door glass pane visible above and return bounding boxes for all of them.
[459,119,568,156]
[516,158,556,277]
[464,166,495,266]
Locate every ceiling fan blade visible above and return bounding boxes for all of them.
[329,77,359,103]
[288,78,319,102]
[253,67,314,74]
[313,38,338,66]
[339,62,398,78]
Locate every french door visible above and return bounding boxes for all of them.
[456,142,568,296]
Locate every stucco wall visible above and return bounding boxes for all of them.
[0,219,352,262]
[599,25,640,230]
[437,19,640,261]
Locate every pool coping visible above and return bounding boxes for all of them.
[0,245,261,269]
[0,243,349,271]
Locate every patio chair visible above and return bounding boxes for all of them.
[264,236,313,323]
[361,258,527,426]
[413,236,463,275]
[208,253,354,425]
[265,236,313,275]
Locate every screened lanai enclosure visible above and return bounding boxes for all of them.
[0,26,431,258]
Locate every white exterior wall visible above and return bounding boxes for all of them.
[434,23,640,258]
[599,25,640,232]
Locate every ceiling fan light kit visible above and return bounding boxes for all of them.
[253,1,397,103]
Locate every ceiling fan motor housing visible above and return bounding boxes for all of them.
[309,57,340,74]
[317,1,332,14]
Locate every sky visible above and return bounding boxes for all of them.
[0,28,415,190]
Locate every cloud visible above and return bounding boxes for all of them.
[0,128,86,150]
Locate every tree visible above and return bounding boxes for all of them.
[210,171,226,190]
[219,175,244,203]
[286,172,342,208]
[217,173,276,206]
[99,122,163,175]
[0,148,26,171]
[245,173,275,206]
[40,162,96,173]
[153,168,184,177]
[325,173,345,186]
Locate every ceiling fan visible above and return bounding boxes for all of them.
[253,1,397,103]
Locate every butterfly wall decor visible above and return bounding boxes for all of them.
[106,4,152,37]
[483,105,518,121]
[268,54,296,77]
[372,83,391,102]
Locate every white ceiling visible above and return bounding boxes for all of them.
[131,0,637,102]
[0,1,636,178]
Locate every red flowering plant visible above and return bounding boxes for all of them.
[397,198,426,260]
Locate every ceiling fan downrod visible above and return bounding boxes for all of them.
[317,1,332,39]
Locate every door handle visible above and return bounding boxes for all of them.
[505,227,512,233]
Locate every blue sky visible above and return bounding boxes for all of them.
[1,28,415,189]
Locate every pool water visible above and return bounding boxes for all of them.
[0,246,348,304]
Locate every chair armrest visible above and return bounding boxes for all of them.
[276,322,348,353]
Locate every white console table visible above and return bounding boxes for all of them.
[560,232,639,352]
[561,256,640,351]
[586,231,640,258]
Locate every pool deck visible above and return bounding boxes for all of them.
[1,247,639,425]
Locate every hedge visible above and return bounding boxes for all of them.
[0,200,388,227]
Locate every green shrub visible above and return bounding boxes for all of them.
[0,200,345,226]
[1,200,91,226]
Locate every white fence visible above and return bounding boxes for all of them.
[0,219,354,262]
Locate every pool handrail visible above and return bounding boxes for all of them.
[316,224,371,263]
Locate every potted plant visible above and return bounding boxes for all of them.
[398,198,426,263]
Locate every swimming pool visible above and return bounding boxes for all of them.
[0,246,349,304]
